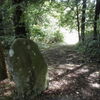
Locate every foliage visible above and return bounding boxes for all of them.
[59,1,78,29]
[24,1,64,46]
[0,36,15,49]
[77,34,100,62]
[30,25,46,42]
[53,30,64,42]
[86,40,100,59]
[0,0,100,51]
[0,0,15,48]
[30,25,63,45]
[0,0,14,35]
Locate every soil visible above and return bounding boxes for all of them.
[0,45,100,100]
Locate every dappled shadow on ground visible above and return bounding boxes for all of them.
[0,79,15,97]
[42,45,85,67]
[41,45,100,100]
[0,45,100,100]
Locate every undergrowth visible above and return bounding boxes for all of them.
[76,39,100,62]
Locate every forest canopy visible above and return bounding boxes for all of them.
[0,0,100,58]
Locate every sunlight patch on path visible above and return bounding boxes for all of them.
[60,28,79,45]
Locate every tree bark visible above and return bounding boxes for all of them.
[0,42,8,81]
[0,7,8,81]
[81,0,87,42]
[76,3,81,41]
[0,10,4,36]
[94,0,100,40]
[12,0,27,38]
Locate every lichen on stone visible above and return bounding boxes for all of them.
[9,49,14,57]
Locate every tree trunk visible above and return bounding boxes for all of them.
[12,0,27,38]
[81,0,87,42]
[0,7,8,81]
[0,10,4,36]
[94,0,100,40]
[76,3,81,41]
[0,42,8,81]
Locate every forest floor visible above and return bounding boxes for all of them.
[0,44,100,100]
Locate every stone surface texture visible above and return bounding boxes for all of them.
[8,38,48,99]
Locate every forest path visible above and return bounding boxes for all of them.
[40,45,100,100]
[0,45,100,100]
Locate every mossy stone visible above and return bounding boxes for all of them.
[8,38,48,99]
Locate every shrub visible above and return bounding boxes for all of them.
[77,38,100,62]
[30,26,64,46]
[0,36,15,49]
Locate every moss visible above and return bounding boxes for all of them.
[8,38,48,99]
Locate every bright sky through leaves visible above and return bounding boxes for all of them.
[60,28,79,45]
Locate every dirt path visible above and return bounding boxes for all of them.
[40,45,100,100]
[0,45,100,100]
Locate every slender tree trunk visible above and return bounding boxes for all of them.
[12,0,27,38]
[0,0,4,5]
[94,0,100,40]
[0,7,8,81]
[0,10,4,36]
[0,42,8,81]
[76,4,81,41]
[81,0,87,42]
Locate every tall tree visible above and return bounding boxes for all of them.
[0,0,5,36]
[12,0,44,38]
[94,0,100,40]
[0,41,8,81]
[0,9,4,36]
[12,0,27,38]
[81,0,87,42]
[0,3,8,81]
[76,0,81,41]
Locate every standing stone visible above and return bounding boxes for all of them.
[8,38,48,100]
[0,41,8,81]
